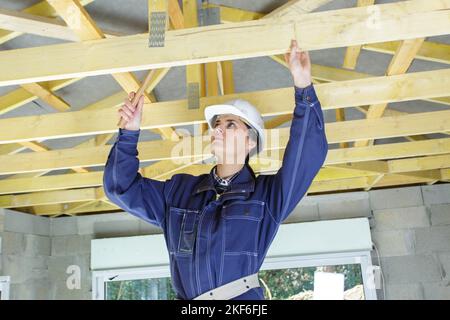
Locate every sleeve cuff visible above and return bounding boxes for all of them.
[294,83,318,103]
[117,128,140,144]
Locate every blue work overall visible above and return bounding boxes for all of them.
[103,84,328,300]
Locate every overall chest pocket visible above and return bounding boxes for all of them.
[221,200,264,254]
[168,207,200,254]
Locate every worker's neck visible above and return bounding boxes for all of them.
[216,163,245,179]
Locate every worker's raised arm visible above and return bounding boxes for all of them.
[266,40,328,224]
[103,92,169,228]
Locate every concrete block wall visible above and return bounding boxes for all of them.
[369,184,450,300]
[0,208,158,300]
[47,211,160,299]
[281,184,450,300]
[0,209,50,299]
[1,183,450,300]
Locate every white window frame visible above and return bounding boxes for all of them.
[0,276,10,300]
[261,250,377,300]
[92,250,377,300]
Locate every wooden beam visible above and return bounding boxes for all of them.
[308,171,441,193]
[213,1,450,121]
[1,68,449,144]
[183,0,203,113]
[0,78,81,115]
[268,59,450,107]
[264,114,293,129]
[0,0,448,86]
[342,0,375,69]
[327,138,450,166]
[14,141,88,174]
[328,161,389,174]
[2,167,443,210]
[0,0,95,45]
[0,171,103,195]
[1,1,170,181]
[168,0,184,29]
[46,0,103,40]
[263,0,333,19]
[363,40,450,65]
[33,200,118,216]
[216,4,450,68]
[441,168,450,181]
[338,0,375,148]
[335,108,348,149]
[0,8,79,41]
[388,154,450,174]
[0,157,442,209]
[0,6,120,41]
[46,0,176,140]
[206,3,264,23]
[0,187,98,208]
[354,37,426,147]
[1,109,450,175]
[20,82,70,112]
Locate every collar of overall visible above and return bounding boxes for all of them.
[212,166,243,193]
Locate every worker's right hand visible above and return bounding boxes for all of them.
[118,91,144,131]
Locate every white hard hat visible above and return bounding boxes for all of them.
[204,99,265,155]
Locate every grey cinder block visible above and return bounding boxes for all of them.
[422,281,450,300]
[24,234,51,257]
[51,235,92,257]
[371,229,415,257]
[138,220,164,235]
[2,232,25,255]
[369,187,423,210]
[51,217,78,236]
[437,251,450,278]
[415,226,450,253]
[47,255,90,283]
[0,209,4,232]
[49,280,91,300]
[372,206,430,231]
[3,255,48,284]
[93,219,141,237]
[318,198,371,220]
[430,204,450,226]
[385,283,424,300]
[422,184,450,206]
[284,203,319,223]
[3,210,50,236]
[380,255,442,284]
[76,212,136,235]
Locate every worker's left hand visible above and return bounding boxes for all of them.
[284,39,312,89]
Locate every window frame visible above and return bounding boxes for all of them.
[0,276,10,300]
[92,250,377,300]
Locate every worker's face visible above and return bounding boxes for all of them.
[211,114,257,165]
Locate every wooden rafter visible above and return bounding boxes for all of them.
[45,0,176,140]
[2,153,450,195]
[0,1,448,86]
[0,0,448,216]
[1,68,448,144]
[354,37,426,148]
[342,0,376,70]
[1,110,450,175]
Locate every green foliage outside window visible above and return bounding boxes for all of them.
[106,264,363,300]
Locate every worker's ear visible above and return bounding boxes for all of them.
[248,135,257,152]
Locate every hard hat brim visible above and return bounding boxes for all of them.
[204,104,265,154]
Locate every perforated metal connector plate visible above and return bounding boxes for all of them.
[187,82,200,109]
[149,11,166,47]
[198,7,220,26]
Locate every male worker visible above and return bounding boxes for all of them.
[103,40,328,300]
